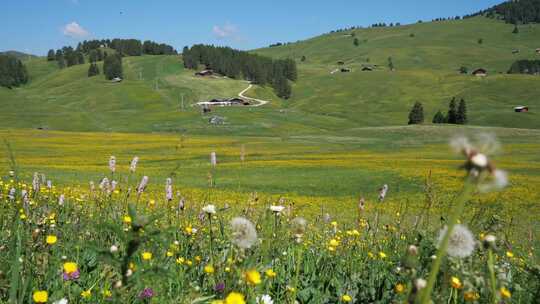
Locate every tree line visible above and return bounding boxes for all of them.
[0,54,28,88]
[508,60,540,75]
[485,0,540,24]
[182,44,297,99]
[408,98,467,125]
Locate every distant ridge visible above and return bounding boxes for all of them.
[0,50,37,60]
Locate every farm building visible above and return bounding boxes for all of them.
[195,69,214,77]
[111,77,122,83]
[514,106,529,112]
[197,97,250,107]
[340,68,352,73]
[361,66,374,71]
[472,68,487,77]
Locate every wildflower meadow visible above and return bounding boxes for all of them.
[1,130,539,304]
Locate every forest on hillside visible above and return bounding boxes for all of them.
[182,44,297,99]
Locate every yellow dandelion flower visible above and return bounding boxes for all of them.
[33,290,48,303]
[245,269,261,285]
[395,283,405,293]
[46,235,57,245]
[204,265,215,274]
[142,252,152,260]
[123,215,132,224]
[225,292,245,304]
[341,295,352,302]
[176,257,185,264]
[329,239,339,247]
[166,251,173,257]
[506,251,514,258]
[451,277,462,289]
[81,290,91,299]
[378,251,387,259]
[500,287,511,299]
[63,262,78,274]
[265,268,276,278]
[225,266,231,272]
[464,291,480,301]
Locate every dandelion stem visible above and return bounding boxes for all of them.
[487,249,498,304]
[418,179,474,304]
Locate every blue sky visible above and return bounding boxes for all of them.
[1,0,503,55]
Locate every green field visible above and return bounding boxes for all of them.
[2,14,540,304]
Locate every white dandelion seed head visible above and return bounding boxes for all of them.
[438,224,476,258]
[450,136,472,155]
[478,169,508,193]
[202,204,216,214]
[110,245,118,253]
[470,153,488,168]
[415,278,427,290]
[256,294,274,304]
[230,216,258,249]
[291,217,307,236]
[52,298,68,304]
[484,234,497,243]
[58,194,65,206]
[269,205,285,213]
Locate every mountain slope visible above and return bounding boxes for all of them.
[255,17,540,129]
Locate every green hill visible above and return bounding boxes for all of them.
[255,17,540,129]
[1,16,540,135]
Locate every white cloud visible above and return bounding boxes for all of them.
[62,22,90,38]
[212,22,242,41]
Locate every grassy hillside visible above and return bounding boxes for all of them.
[256,17,540,129]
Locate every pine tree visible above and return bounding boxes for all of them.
[57,54,66,69]
[512,25,519,34]
[47,49,55,61]
[353,38,360,46]
[87,63,100,77]
[456,98,468,124]
[103,54,122,80]
[408,102,424,124]
[432,110,446,123]
[447,97,457,124]
[77,52,85,64]
[301,55,306,62]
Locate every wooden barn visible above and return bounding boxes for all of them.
[472,68,487,77]
[195,69,214,77]
[514,106,529,112]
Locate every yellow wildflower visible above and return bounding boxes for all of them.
[204,265,215,274]
[265,268,277,278]
[451,277,462,289]
[81,290,91,299]
[379,251,387,259]
[225,292,245,304]
[341,295,352,302]
[329,239,340,247]
[395,283,405,293]
[500,287,511,299]
[245,269,261,285]
[506,251,514,258]
[142,252,152,260]
[33,290,48,303]
[123,215,132,224]
[63,262,78,274]
[46,235,57,245]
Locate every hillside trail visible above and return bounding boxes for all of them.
[238,82,271,107]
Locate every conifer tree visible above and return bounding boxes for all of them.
[353,38,360,46]
[447,98,457,124]
[47,49,55,61]
[57,54,66,69]
[432,110,446,123]
[456,98,468,124]
[88,63,100,77]
[103,54,122,80]
[408,102,424,124]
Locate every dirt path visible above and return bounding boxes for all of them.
[238,83,270,107]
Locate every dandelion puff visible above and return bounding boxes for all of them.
[450,136,472,155]
[130,156,139,173]
[269,205,285,214]
[437,224,476,258]
[58,194,65,206]
[202,204,216,214]
[230,217,258,249]
[478,169,508,193]
[291,217,307,242]
[256,294,274,304]
[109,156,116,173]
